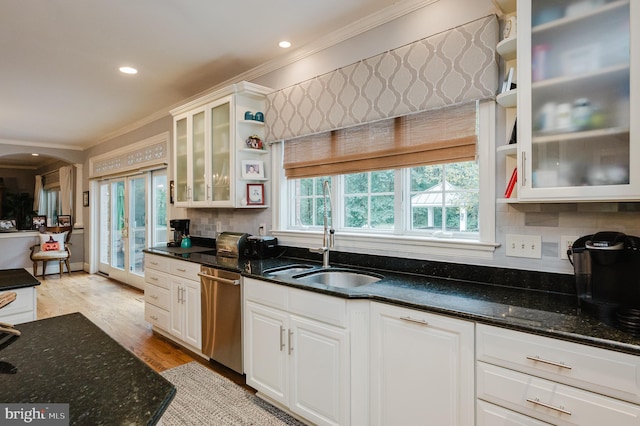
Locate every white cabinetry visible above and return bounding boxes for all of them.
[517,0,638,201]
[476,323,640,425]
[0,286,36,324]
[369,302,475,426]
[171,81,271,208]
[244,277,350,426]
[144,254,202,353]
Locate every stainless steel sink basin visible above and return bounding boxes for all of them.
[263,264,316,276]
[293,268,383,288]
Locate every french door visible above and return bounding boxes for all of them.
[97,170,166,289]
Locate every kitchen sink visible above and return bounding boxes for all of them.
[263,264,316,276]
[292,268,383,288]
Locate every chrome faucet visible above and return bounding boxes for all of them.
[309,180,334,268]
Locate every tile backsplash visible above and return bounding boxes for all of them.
[187,208,272,238]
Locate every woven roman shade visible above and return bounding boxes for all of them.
[284,102,477,179]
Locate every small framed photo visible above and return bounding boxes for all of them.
[241,160,265,179]
[0,219,17,232]
[32,215,47,230]
[83,191,90,207]
[57,215,71,227]
[246,183,265,205]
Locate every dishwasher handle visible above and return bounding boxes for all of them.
[197,272,240,286]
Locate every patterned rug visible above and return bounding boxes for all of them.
[160,362,306,426]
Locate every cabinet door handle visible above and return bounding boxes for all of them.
[521,151,527,187]
[207,184,211,201]
[400,316,428,326]
[526,397,572,415]
[279,326,285,352]
[288,330,293,355]
[526,355,572,370]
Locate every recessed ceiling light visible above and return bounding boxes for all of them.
[278,41,291,48]
[32,153,39,156]
[119,66,138,75]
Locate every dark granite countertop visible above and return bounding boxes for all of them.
[0,268,40,291]
[144,246,640,356]
[0,313,175,425]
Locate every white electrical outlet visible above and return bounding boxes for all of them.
[259,223,266,236]
[506,234,542,259]
[560,235,579,260]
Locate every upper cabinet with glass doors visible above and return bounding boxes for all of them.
[171,82,272,208]
[517,0,638,201]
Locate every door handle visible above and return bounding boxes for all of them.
[198,273,240,285]
[288,329,293,355]
[279,326,285,352]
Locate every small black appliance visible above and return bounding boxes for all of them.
[244,236,278,259]
[569,231,640,333]
[168,219,190,247]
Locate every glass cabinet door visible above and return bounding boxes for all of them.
[191,110,207,204]
[210,98,231,203]
[174,117,189,204]
[519,0,634,200]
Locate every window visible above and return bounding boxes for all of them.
[275,101,496,259]
[289,162,479,240]
[43,188,61,226]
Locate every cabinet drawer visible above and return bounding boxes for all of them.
[477,324,640,404]
[289,286,346,327]
[145,254,170,273]
[244,277,288,310]
[144,283,170,310]
[145,303,169,331]
[0,287,35,323]
[145,269,170,290]
[477,362,640,426]
[170,259,200,281]
[477,400,552,426]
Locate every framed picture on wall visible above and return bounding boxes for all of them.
[57,215,71,227]
[32,215,47,230]
[241,160,265,179]
[246,183,265,205]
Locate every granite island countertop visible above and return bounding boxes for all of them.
[0,312,175,425]
[0,268,40,291]
[144,246,640,356]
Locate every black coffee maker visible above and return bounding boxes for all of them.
[569,231,640,333]
[168,219,190,247]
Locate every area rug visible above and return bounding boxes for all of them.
[160,362,306,426]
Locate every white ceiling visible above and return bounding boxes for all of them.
[0,0,429,167]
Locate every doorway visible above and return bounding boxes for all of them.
[97,170,167,289]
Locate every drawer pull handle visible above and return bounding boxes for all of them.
[150,315,158,321]
[176,268,186,272]
[526,355,572,370]
[150,261,158,265]
[151,277,158,281]
[400,316,428,325]
[526,397,571,415]
[150,294,158,299]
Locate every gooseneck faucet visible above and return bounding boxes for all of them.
[309,180,334,268]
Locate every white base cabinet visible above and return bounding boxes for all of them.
[369,302,475,426]
[476,324,640,425]
[144,254,202,353]
[0,286,36,324]
[244,278,350,426]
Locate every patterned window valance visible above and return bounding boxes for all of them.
[265,15,498,143]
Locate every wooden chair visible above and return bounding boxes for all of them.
[29,226,72,278]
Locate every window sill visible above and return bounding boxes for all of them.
[272,230,499,261]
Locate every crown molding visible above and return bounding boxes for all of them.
[0,138,84,151]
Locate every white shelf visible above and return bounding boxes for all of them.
[497,144,517,155]
[532,127,630,144]
[496,89,517,108]
[240,148,269,155]
[241,119,265,126]
[496,37,517,61]
[492,0,516,14]
[532,0,628,34]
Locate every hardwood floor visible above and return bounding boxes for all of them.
[35,271,249,388]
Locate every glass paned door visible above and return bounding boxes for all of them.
[98,174,150,289]
[211,99,231,202]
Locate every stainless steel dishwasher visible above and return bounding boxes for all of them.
[198,266,243,374]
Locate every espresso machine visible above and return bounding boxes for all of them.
[569,231,640,334]
[168,219,190,247]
